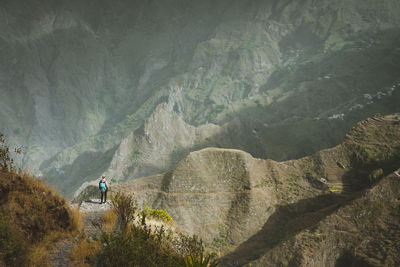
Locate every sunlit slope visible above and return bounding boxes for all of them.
[75,114,400,266]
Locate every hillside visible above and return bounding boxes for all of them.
[0,169,79,266]
[1,0,400,195]
[222,169,400,266]
[75,114,400,265]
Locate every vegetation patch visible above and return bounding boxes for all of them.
[0,210,28,266]
[94,192,219,267]
[142,205,174,223]
[70,237,102,267]
[101,209,118,232]
[210,224,229,252]
[0,133,80,266]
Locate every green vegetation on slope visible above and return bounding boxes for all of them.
[142,205,174,223]
[77,192,220,267]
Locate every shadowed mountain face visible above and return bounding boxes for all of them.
[1,0,400,195]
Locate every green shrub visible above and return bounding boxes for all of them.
[111,192,137,230]
[185,253,220,267]
[100,192,208,267]
[99,223,183,267]
[173,233,204,259]
[142,205,173,223]
[352,143,399,170]
[211,237,228,250]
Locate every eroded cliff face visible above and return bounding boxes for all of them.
[235,171,400,267]
[1,0,400,194]
[75,115,400,265]
[103,103,221,182]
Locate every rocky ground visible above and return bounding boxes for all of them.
[49,199,112,267]
[49,198,174,267]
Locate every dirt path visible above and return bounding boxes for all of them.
[49,199,111,267]
[49,237,76,267]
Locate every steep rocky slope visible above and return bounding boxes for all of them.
[1,0,400,195]
[103,103,221,182]
[222,170,400,266]
[75,114,400,265]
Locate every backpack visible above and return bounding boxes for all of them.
[99,181,106,192]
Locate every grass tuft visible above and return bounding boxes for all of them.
[70,206,84,232]
[28,244,51,267]
[102,209,118,232]
[70,238,102,267]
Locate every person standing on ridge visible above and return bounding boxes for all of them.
[99,175,109,204]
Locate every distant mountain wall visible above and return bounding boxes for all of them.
[1,0,400,195]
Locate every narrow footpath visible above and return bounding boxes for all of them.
[49,199,112,267]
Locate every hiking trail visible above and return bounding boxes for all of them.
[49,199,111,267]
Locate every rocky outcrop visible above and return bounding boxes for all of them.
[103,103,221,182]
[77,147,319,245]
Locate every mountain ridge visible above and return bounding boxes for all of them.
[75,114,400,266]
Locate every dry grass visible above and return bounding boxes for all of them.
[69,205,116,266]
[70,238,102,267]
[0,170,79,266]
[69,207,114,266]
[102,208,118,232]
[0,170,72,241]
[28,225,72,266]
[28,243,52,267]
[70,206,84,232]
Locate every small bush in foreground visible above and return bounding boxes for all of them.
[102,209,118,232]
[70,237,102,267]
[185,253,220,267]
[99,192,219,267]
[99,223,182,266]
[111,192,137,231]
[70,206,84,232]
